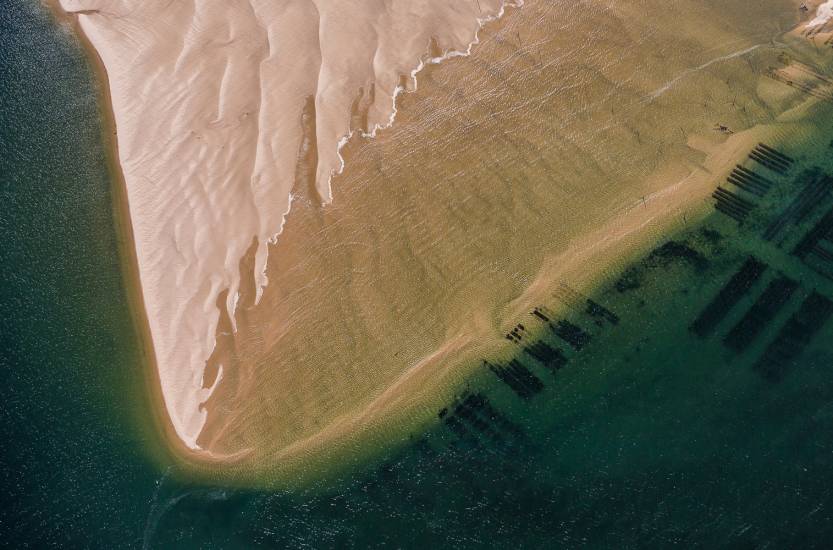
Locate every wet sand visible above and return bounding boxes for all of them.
[195,0,833,484]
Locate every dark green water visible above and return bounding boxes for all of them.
[1,2,162,546]
[4,2,833,548]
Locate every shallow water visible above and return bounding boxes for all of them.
[4,0,833,548]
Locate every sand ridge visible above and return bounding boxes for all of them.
[57,0,519,450]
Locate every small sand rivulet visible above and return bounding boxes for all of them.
[58,0,833,485]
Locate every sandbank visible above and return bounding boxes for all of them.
[54,0,833,486]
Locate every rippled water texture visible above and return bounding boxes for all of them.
[4,0,833,547]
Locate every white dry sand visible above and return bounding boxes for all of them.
[809,0,833,27]
[57,0,519,451]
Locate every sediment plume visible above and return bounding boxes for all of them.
[58,0,518,451]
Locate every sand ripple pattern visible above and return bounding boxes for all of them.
[58,0,514,449]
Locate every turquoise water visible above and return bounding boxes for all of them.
[4,2,833,548]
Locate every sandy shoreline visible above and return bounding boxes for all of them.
[51,0,833,485]
[42,0,206,467]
